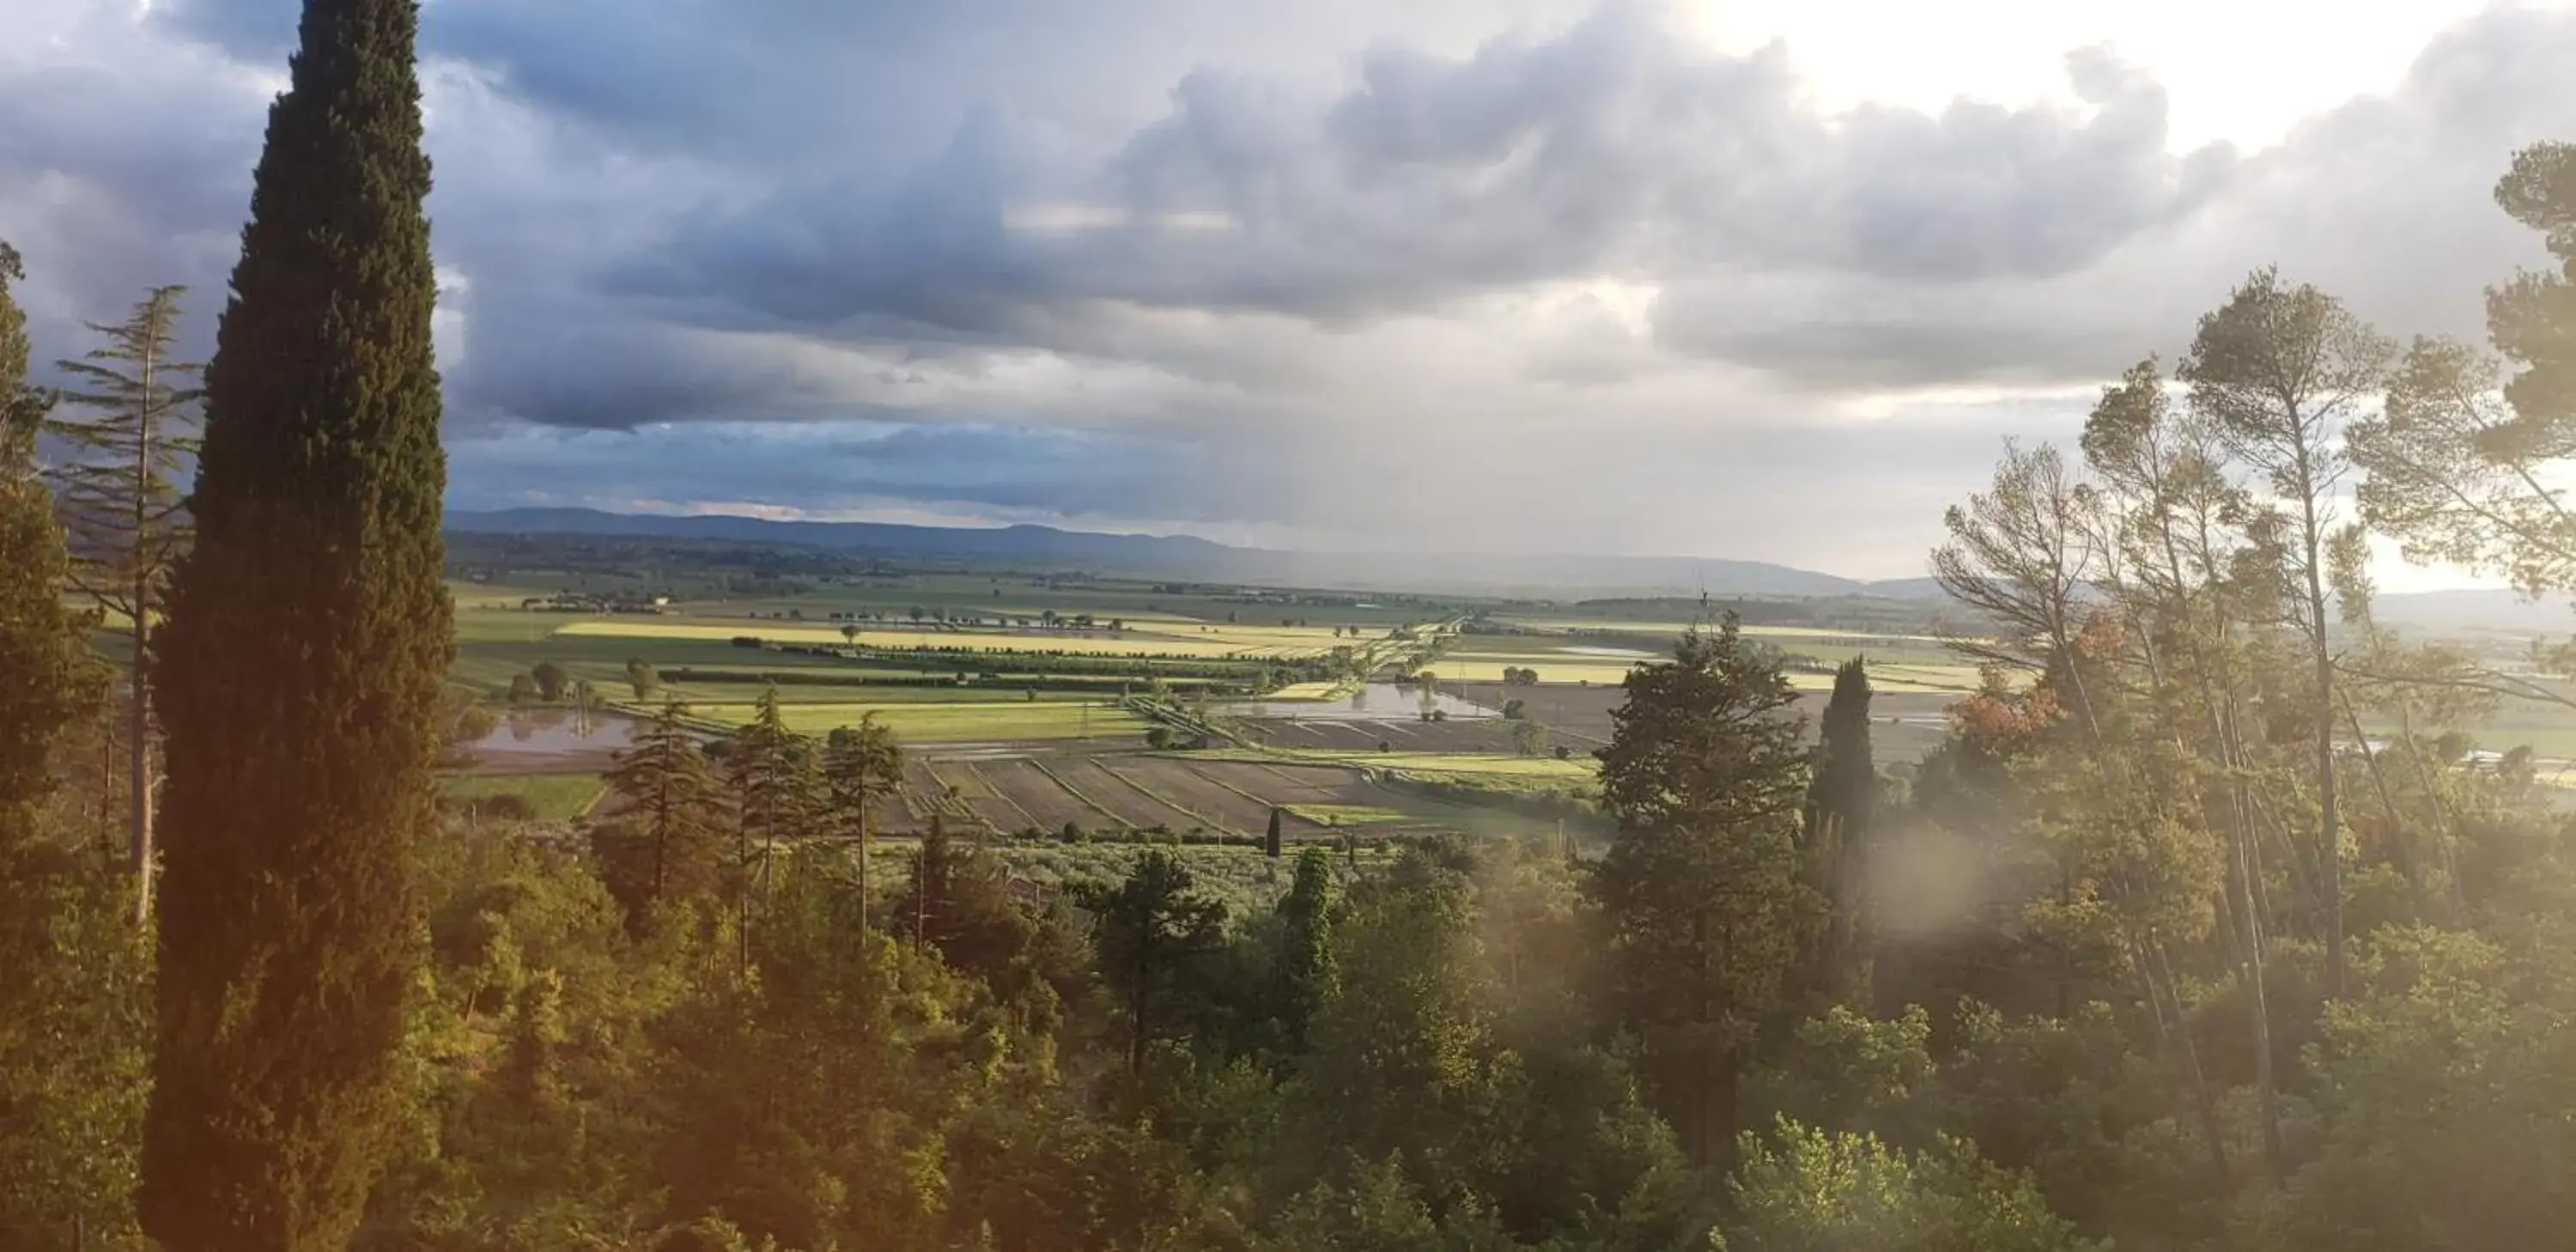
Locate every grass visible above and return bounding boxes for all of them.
[438,772,607,822]
[1498,617,1956,644]
[1285,803,1421,828]
[665,698,1151,743]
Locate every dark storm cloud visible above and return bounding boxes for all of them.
[13,0,2576,560]
[443,417,1285,528]
[627,5,2233,333]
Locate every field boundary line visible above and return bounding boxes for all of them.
[961,759,1041,833]
[918,759,995,833]
[1168,760,1329,834]
[1093,761,1242,837]
[1024,757,1137,831]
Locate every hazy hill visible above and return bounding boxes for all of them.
[444,507,1934,600]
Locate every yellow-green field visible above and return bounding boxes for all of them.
[1432,653,1655,685]
[1501,617,1957,646]
[1264,681,1356,701]
[1431,635,1986,694]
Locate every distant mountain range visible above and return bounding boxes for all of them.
[443,507,2573,629]
[445,507,1930,599]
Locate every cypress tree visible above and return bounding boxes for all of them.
[139,0,452,1244]
[1805,656,1876,1009]
[1265,805,1285,858]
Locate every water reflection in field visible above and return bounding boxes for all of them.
[1224,683,1497,720]
[469,709,638,758]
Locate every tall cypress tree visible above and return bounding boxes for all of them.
[139,0,451,1244]
[1805,656,1875,1009]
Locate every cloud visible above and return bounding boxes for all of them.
[629,6,2235,337]
[7,0,2576,575]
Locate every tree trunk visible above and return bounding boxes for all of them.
[2344,696,2415,892]
[130,356,155,927]
[1130,933,1152,1076]
[2148,939,2231,1189]
[651,766,671,902]
[2300,501,2345,999]
[736,815,750,978]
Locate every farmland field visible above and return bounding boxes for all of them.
[1186,746,1597,793]
[1242,715,1525,752]
[1429,631,1985,694]
[1438,678,1956,766]
[1500,617,1957,647]
[1431,650,1988,691]
[762,745,1546,842]
[671,698,1151,742]
[432,562,2003,851]
[551,619,1340,659]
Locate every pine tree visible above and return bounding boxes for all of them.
[1076,850,1228,1075]
[139,0,453,1243]
[1805,656,1875,1009]
[598,700,724,928]
[2179,269,2393,998]
[728,684,817,967]
[824,714,903,931]
[1592,615,1821,1170]
[46,285,201,921]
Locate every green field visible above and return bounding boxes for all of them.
[662,698,1151,742]
[1431,651,1980,694]
[1432,629,1984,694]
[1284,803,1422,828]
[1503,617,1956,647]
[1188,746,1597,794]
[552,618,1334,659]
[437,772,607,822]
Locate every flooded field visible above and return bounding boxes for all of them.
[1224,682,1496,720]
[466,709,637,764]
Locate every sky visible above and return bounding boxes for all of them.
[5,0,2576,585]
